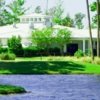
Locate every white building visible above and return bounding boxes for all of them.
[0,13,99,55]
[0,13,53,47]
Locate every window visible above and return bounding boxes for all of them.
[30,18,33,22]
[34,18,37,22]
[26,18,29,22]
[39,18,41,22]
[22,18,25,22]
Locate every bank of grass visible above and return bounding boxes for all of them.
[0,56,100,74]
[0,85,26,95]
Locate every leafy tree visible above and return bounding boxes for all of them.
[61,14,74,27]
[7,36,23,56]
[74,13,85,29]
[0,0,6,26]
[7,0,26,23]
[32,28,71,55]
[47,0,64,24]
[90,2,98,28]
[0,0,26,26]
[35,6,42,13]
[32,28,53,54]
[90,0,100,57]
[55,29,71,55]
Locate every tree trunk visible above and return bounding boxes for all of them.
[86,0,94,60]
[97,0,100,57]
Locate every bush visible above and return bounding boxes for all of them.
[0,85,26,94]
[94,57,100,65]
[74,49,84,58]
[81,57,92,63]
[23,47,61,57]
[0,53,16,60]
[7,36,24,57]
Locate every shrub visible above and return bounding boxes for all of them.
[7,36,23,57]
[81,57,92,63]
[0,53,16,60]
[23,47,61,57]
[94,57,100,65]
[0,85,26,94]
[74,49,84,58]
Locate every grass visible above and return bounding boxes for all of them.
[0,85,26,94]
[0,56,100,74]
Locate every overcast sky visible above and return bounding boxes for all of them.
[6,0,96,27]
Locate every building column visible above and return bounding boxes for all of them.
[83,39,86,53]
[63,44,67,53]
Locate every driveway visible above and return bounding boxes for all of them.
[0,75,100,100]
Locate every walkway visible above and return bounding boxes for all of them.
[0,75,100,100]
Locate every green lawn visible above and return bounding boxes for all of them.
[0,57,100,74]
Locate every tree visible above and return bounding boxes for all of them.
[90,1,97,28]
[0,0,26,26]
[55,29,71,55]
[32,28,71,56]
[35,6,42,13]
[0,0,6,26]
[32,28,53,54]
[96,0,100,57]
[61,14,74,27]
[74,13,85,29]
[7,0,26,23]
[90,0,100,57]
[86,0,94,60]
[47,0,64,24]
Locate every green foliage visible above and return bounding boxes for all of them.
[74,12,85,29]
[0,85,26,94]
[90,2,97,11]
[74,49,84,58]
[32,28,71,55]
[61,14,74,27]
[48,0,64,24]
[0,53,16,60]
[7,36,23,56]
[0,0,26,26]
[32,28,53,50]
[90,1,100,28]
[55,29,71,55]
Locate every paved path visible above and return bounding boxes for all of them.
[0,75,100,100]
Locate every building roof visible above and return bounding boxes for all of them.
[0,23,46,38]
[0,24,97,39]
[53,25,97,39]
[0,24,30,38]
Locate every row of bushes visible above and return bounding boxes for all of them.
[0,47,61,57]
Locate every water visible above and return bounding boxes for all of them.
[0,75,100,100]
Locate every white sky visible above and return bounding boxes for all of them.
[6,0,96,27]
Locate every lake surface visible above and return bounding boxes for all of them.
[0,75,100,100]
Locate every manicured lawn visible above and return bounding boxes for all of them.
[0,57,100,74]
[0,85,26,94]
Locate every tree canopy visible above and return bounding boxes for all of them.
[0,0,26,26]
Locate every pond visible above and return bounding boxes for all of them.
[0,75,100,100]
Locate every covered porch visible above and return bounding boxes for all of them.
[64,39,97,56]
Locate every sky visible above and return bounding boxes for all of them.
[6,0,96,27]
